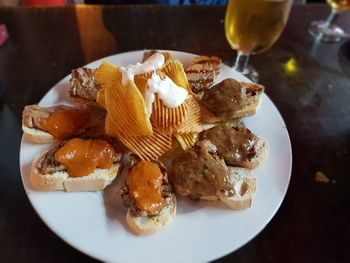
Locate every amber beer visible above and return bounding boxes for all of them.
[225,0,292,55]
[327,0,350,12]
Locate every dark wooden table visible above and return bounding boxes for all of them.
[0,3,349,262]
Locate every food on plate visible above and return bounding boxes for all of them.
[175,95,202,135]
[97,60,154,138]
[201,117,245,131]
[121,156,176,235]
[200,78,264,122]
[185,56,221,93]
[200,125,268,169]
[69,67,101,101]
[142,50,174,66]
[94,52,202,159]
[150,95,190,134]
[174,132,198,151]
[23,50,269,235]
[118,129,173,161]
[171,139,256,209]
[31,138,122,192]
[22,103,106,144]
[161,59,192,94]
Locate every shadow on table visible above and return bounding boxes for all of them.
[338,39,350,78]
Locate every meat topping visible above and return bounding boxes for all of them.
[69,67,100,101]
[201,78,264,120]
[172,139,233,199]
[200,125,258,166]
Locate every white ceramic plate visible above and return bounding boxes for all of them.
[20,50,292,263]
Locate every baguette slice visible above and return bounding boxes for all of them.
[126,194,177,235]
[185,56,221,93]
[22,125,55,144]
[198,167,256,210]
[174,166,256,210]
[216,167,256,210]
[69,67,100,101]
[22,103,106,144]
[241,138,268,170]
[31,149,120,192]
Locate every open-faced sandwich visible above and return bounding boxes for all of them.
[121,156,176,235]
[200,78,264,124]
[22,103,105,144]
[31,137,122,192]
[171,123,268,209]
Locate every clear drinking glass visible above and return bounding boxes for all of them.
[225,0,293,82]
[309,0,350,43]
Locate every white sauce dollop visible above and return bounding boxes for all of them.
[119,53,165,85]
[145,73,188,116]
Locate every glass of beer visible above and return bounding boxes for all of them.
[225,0,292,81]
[309,0,350,42]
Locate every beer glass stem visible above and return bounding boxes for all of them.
[234,51,250,74]
[324,9,338,28]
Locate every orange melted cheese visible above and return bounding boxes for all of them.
[40,108,89,140]
[54,138,115,177]
[126,160,164,214]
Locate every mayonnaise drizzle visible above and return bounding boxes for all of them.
[145,73,188,116]
[119,53,165,85]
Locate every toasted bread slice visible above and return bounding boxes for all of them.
[69,67,100,101]
[174,166,256,210]
[22,125,55,144]
[126,193,177,235]
[216,167,256,210]
[22,103,106,144]
[185,56,221,93]
[31,149,121,192]
[240,137,268,170]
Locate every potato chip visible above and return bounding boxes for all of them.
[176,95,202,134]
[161,59,193,94]
[95,62,119,88]
[150,95,189,134]
[95,62,120,108]
[119,130,172,161]
[175,132,198,151]
[134,74,149,96]
[101,66,152,138]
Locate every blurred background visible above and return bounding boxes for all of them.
[0,0,330,7]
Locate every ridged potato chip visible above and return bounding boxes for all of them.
[119,130,172,161]
[175,132,198,151]
[176,95,202,134]
[150,95,189,134]
[134,74,149,96]
[95,62,120,109]
[95,62,119,86]
[98,64,152,137]
[161,59,193,94]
